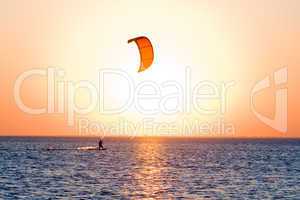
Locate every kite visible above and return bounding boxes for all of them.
[128,36,154,72]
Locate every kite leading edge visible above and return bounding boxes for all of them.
[128,36,154,72]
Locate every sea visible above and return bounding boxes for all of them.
[0,137,299,199]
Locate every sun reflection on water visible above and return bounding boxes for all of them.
[121,141,172,199]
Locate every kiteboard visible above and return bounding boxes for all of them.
[77,146,107,151]
[44,146,106,151]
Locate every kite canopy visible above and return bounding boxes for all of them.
[128,36,154,72]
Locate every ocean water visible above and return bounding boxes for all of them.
[0,137,299,199]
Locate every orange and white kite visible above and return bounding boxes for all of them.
[128,36,154,72]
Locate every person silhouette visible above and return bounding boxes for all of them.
[98,139,104,150]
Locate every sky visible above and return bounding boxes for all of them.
[0,0,299,137]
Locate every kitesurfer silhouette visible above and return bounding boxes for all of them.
[99,139,104,150]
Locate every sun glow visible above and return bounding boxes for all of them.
[1,0,299,137]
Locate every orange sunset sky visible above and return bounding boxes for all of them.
[0,0,299,137]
